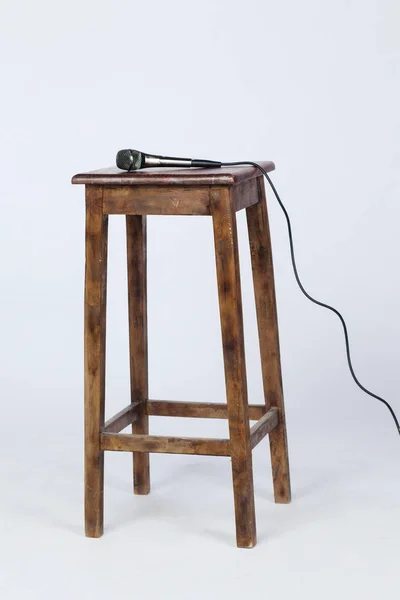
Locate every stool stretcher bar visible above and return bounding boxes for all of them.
[103,402,140,434]
[147,400,267,421]
[250,407,279,450]
[100,406,280,456]
[100,432,231,456]
[103,400,267,434]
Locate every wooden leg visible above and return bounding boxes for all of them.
[211,188,256,549]
[246,178,291,504]
[84,186,108,537]
[126,215,150,495]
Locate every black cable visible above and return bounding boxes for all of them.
[221,160,400,436]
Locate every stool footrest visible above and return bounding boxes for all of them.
[100,432,231,456]
[147,400,266,421]
[250,408,280,450]
[100,407,279,456]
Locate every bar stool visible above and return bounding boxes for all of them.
[72,161,291,548]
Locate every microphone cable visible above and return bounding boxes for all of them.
[221,160,400,436]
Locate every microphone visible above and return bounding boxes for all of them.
[116,149,222,171]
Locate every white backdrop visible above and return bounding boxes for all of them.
[1,1,400,598]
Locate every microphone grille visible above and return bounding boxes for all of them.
[116,149,143,171]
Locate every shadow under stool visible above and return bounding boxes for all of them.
[72,161,291,548]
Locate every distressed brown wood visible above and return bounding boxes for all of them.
[103,402,139,434]
[246,178,291,503]
[72,161,275,187]
[211,187,256,549]
[100,433,230,456]
[84,186,108,538]
[105,186,210,216]
[147,400,266,421]
[127,215,150,495]
[250,408,280,450]
[76,158,291,548]
[232,178,260,212]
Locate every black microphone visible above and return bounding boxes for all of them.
[116,149,222,171]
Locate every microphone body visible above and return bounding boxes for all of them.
[116,149,222,171]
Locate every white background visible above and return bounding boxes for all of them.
[1,0,400,598]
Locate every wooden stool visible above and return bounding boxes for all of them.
[72,161,291,548]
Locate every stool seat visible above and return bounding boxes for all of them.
[72,162,275,217]
[73,159,291,548]
[72,161,274,186]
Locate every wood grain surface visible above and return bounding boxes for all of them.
[246,178,291,504]
[100,433,230,456]
[72,161,274,187]
[84,186,108,537]
[127,215,150,495]
[103,402,139,434]
[147,400,266,421]
[250,408,279,450]
[104,186,210,215]
[211,187,257,549]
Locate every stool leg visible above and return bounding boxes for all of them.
[246,178,291,504]
[126,215,150,495]
[84,186,108,537]
[211,189,256,549]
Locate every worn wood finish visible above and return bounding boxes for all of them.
[127,215,150,495]
[84,186,108,538]
[100,433,230,456]
[105,186,210,216]
[147,400,266,420]
[72,161,275,187]
[103,402,139,434]
[101,181,263,216]
[232,178,261,212]
[211,187,257,549]
[77,157,292,547]
[250,408,279,450]
[246,178,291,504]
